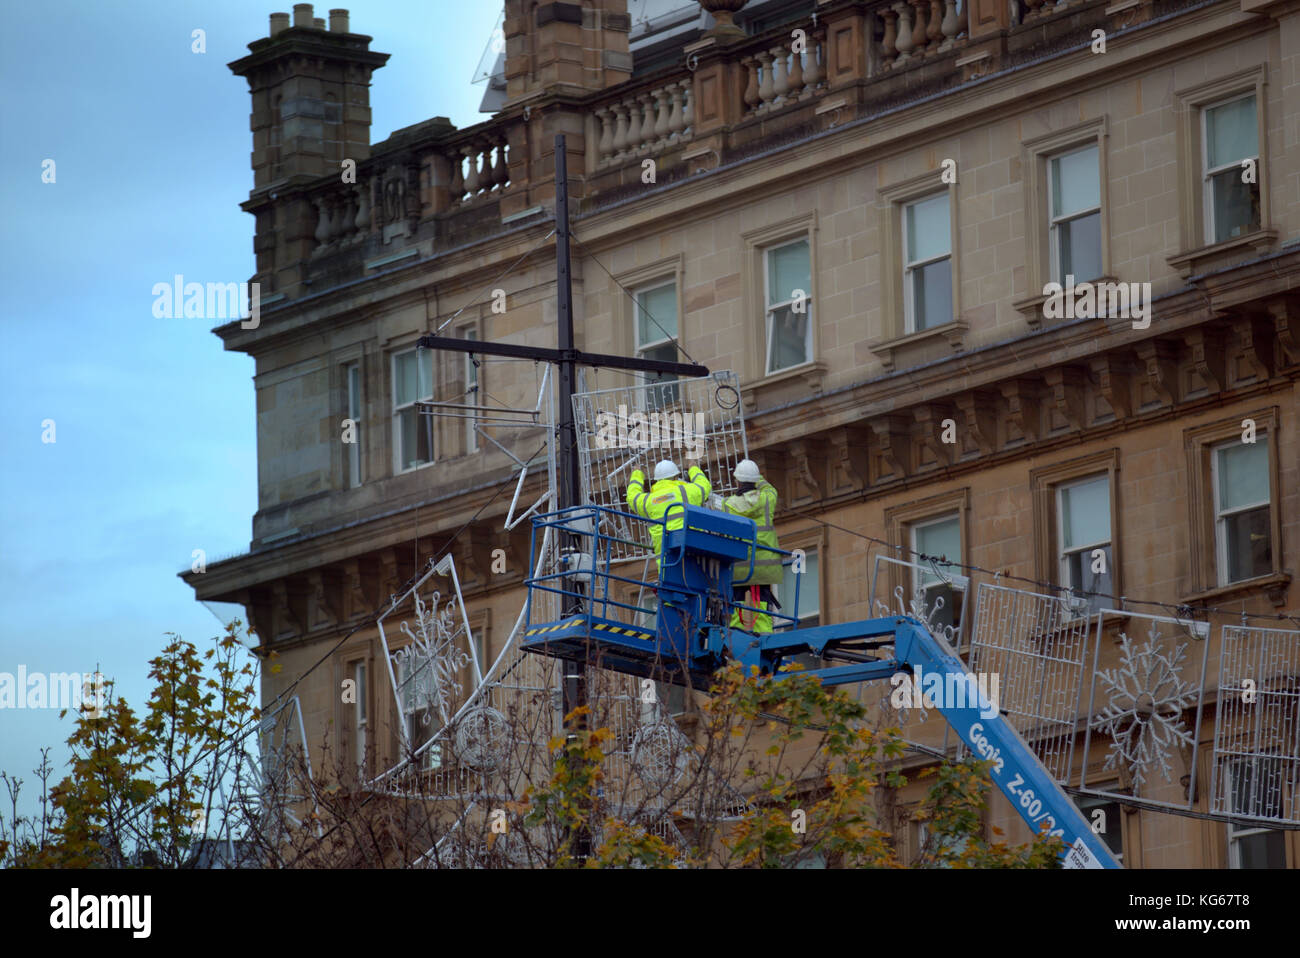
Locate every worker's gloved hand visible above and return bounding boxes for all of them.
[707,493,724,510]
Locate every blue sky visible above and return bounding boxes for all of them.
[0,0,502,822]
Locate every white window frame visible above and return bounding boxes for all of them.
[902,193,952,335]
[1047,144,1102,284]
[632,278,680,406]
[909,513,968,625]
[395,654,443,771]
[1201,93,1259,246]
[1210,436,1271,587]
[762,238,814,375]
[352,660,368,773]
[392,348,434,474]
[1055,474,1112,613]
[345,361,362,488]
[461,327,480,455]
[779,547,819,630]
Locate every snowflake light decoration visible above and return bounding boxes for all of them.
[392,590,473,727]
[1092,626,1197,791]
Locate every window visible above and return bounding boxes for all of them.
[345,362,362,487]
[1030,451,1120,614]
[1073,793,1123,862]
[1048,144,1102,283]
[1202,95,1260,245]
[910,514,966,631]
[779,548,820,671]
[393,349,433,472]
[1056,475,1113,615]
[395,654,443,771]
[1171,69,1272,275]
[764,239,813,374]
[1211,438,1271,585]
[1016,118,1109,324]
[633,280,679,408]
[1227,759,1286,868]
[462,327,480,454]
[778,549,819,629]
[1185,411,1283,596]
[902,193,952,333]
[351,660,368,773]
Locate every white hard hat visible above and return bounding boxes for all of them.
[734,459,761,483]
[653,460,681,480]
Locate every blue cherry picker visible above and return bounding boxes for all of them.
[520,500,1121,868]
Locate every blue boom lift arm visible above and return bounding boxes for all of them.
[520,503,1119,868]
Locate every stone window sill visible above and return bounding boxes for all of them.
[742,361,826,410]
[1182,571,1292,609]
[868,320,968,371]
[1167,229,1277,278]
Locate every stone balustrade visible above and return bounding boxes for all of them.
[741,31,826,116]
[448,139,510,205]
[593,80,693,167]
[878,0,968,68]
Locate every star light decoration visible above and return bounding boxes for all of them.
[1092,626,1197,791]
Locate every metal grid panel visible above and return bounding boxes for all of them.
[571,371,748,562]
[967,582,1092,782]
[1211,625,1300,824]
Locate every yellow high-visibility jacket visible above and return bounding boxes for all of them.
[724,478,782,586]
[626,465,712,564]
[729,595,773,634]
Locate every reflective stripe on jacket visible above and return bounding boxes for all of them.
[729,597,773,634]
[626,466,713,562]
[724,478,782,586]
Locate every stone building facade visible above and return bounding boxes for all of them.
[187,0,1300,867]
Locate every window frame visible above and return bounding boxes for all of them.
[1047,143,1103,285]
[901,191,953,335]
[741,212,822,392]
[1015,117,1110,326]
[908,511,969,624]
[351,659,368,773]
[1182,408,1284,596]
[1030,450,1122,612]
[631,277,682,406]
[1171,67,1272,274]
[1209,435,1273,588]
[762,237,815,375]
[345,361,363,488]
[460,325,480,455]
[391,347,435,474]
[1200,92,1261,247]
[1054,473,1114,615]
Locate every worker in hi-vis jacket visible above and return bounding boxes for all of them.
[723,459,781,634]
[626,457,713,575]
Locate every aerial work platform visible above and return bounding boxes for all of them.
[520,502,1121,868]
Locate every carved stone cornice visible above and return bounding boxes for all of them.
[954,390,999,456]
[1044,366,1088,432]
[1134,339,1179,407]
[999,378,1043,444]
[1184,325,1226,393]
[869,414,912,479]
[912,402,958,467]
[787,437,829,505]
[1089,352,1133,421]
[827,425,871,495]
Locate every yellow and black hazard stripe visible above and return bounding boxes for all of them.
[591,622,653,640]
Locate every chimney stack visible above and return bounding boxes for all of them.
[230,9,389,295]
